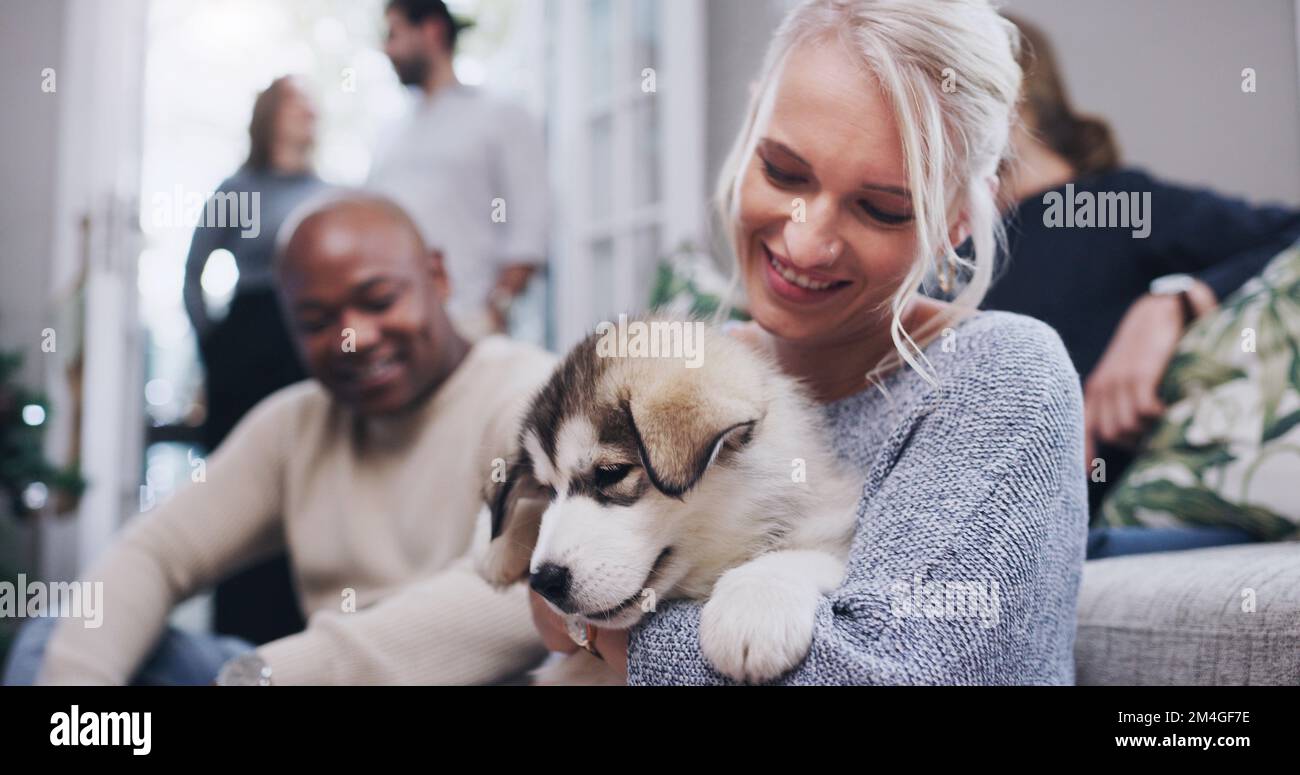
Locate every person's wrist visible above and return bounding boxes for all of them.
[1147,274,1216,324]
[1184,279,1218,319]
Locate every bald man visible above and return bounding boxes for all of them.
[5,192,557,686]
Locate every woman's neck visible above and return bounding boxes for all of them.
[270,141,312,176]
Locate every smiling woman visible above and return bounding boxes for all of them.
[530,0,1090,685]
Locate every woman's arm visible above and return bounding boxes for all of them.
[625,318,1088,685]
[182,191,234,339]
[1133,170,1300,301]
[38,387,298,685]
[1075,173,1300,455]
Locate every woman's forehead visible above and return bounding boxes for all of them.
[766,40,907,186]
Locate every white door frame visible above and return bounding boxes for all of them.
[548,0,707,350]
[45,0,148,575]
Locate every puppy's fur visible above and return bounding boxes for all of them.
[479,322,859,684]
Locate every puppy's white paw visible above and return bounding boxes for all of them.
[699,564,821,683]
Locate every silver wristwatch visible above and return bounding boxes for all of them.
[1149,273,1198,325]
[1149,273,1197,297]
[216,652,273,686]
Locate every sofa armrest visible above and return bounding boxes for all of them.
[1076,542,1300,685]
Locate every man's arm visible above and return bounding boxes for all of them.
[38,389,295,685]
[1141,172,1300,301]
[255,551,545,685]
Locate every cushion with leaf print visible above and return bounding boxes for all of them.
[1100,241,1300,540]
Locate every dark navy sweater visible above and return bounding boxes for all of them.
[985,168,1300,381]
[983,168,1300,511]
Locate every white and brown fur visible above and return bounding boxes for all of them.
[478,322,860,684]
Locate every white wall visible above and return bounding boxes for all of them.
[704,0,790,201]
[1005,0,1300,206]
[0,0,69,579]
[703,0,1300,208]
[0,0,64,386]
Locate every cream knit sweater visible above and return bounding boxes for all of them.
[40,336,556,685]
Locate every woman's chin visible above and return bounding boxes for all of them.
[749,295,839,344]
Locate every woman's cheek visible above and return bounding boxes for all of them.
[856,229,918,286]
[736,168,789,231]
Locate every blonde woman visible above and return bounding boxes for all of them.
[531,0,1088,684]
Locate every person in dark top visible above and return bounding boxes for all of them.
[181,75,328,642]
[986,16,1300,557]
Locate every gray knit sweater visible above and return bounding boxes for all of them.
[626,311,1088,685]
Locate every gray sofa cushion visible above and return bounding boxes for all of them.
[1076,542,1300,685]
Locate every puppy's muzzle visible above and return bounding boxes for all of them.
[530,562,572,608]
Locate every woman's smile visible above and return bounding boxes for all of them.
[760,242,853,305]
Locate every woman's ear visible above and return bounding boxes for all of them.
[985,173,1001,206]
[947,211,971,250]
[947,176,999,249]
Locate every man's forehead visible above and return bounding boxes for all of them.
[281,202,422,274]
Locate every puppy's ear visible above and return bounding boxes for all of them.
[622,389,758,499]
[479,452,549,587]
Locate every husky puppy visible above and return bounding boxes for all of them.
[479,322,860,684]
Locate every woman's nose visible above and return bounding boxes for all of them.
[783,198,843,270]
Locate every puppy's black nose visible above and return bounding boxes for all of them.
[530,563,571,606]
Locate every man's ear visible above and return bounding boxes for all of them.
[421,18,451,54]
[427,248,451,302]
[622,387,759,499]
[479,452,548,586]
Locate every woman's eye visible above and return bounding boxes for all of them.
[761,159,806,188]
[594,464,632,488]
[859,200,912,226]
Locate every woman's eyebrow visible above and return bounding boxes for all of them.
[759,137,910,198]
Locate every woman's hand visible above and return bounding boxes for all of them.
[529,590,630,679]
[529,590,578,653]
[592,627,629,679]
[1083,282,1215,464]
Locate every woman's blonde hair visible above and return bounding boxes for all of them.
[715,0,1022,384]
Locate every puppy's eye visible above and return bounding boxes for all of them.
[594,464,632,488]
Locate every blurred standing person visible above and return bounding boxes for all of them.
[184,76,327,451]
[370,0,548,339]
[182,76,328,643]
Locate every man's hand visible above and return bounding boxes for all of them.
[485,264,537,333]
[1083,282,1215,464]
